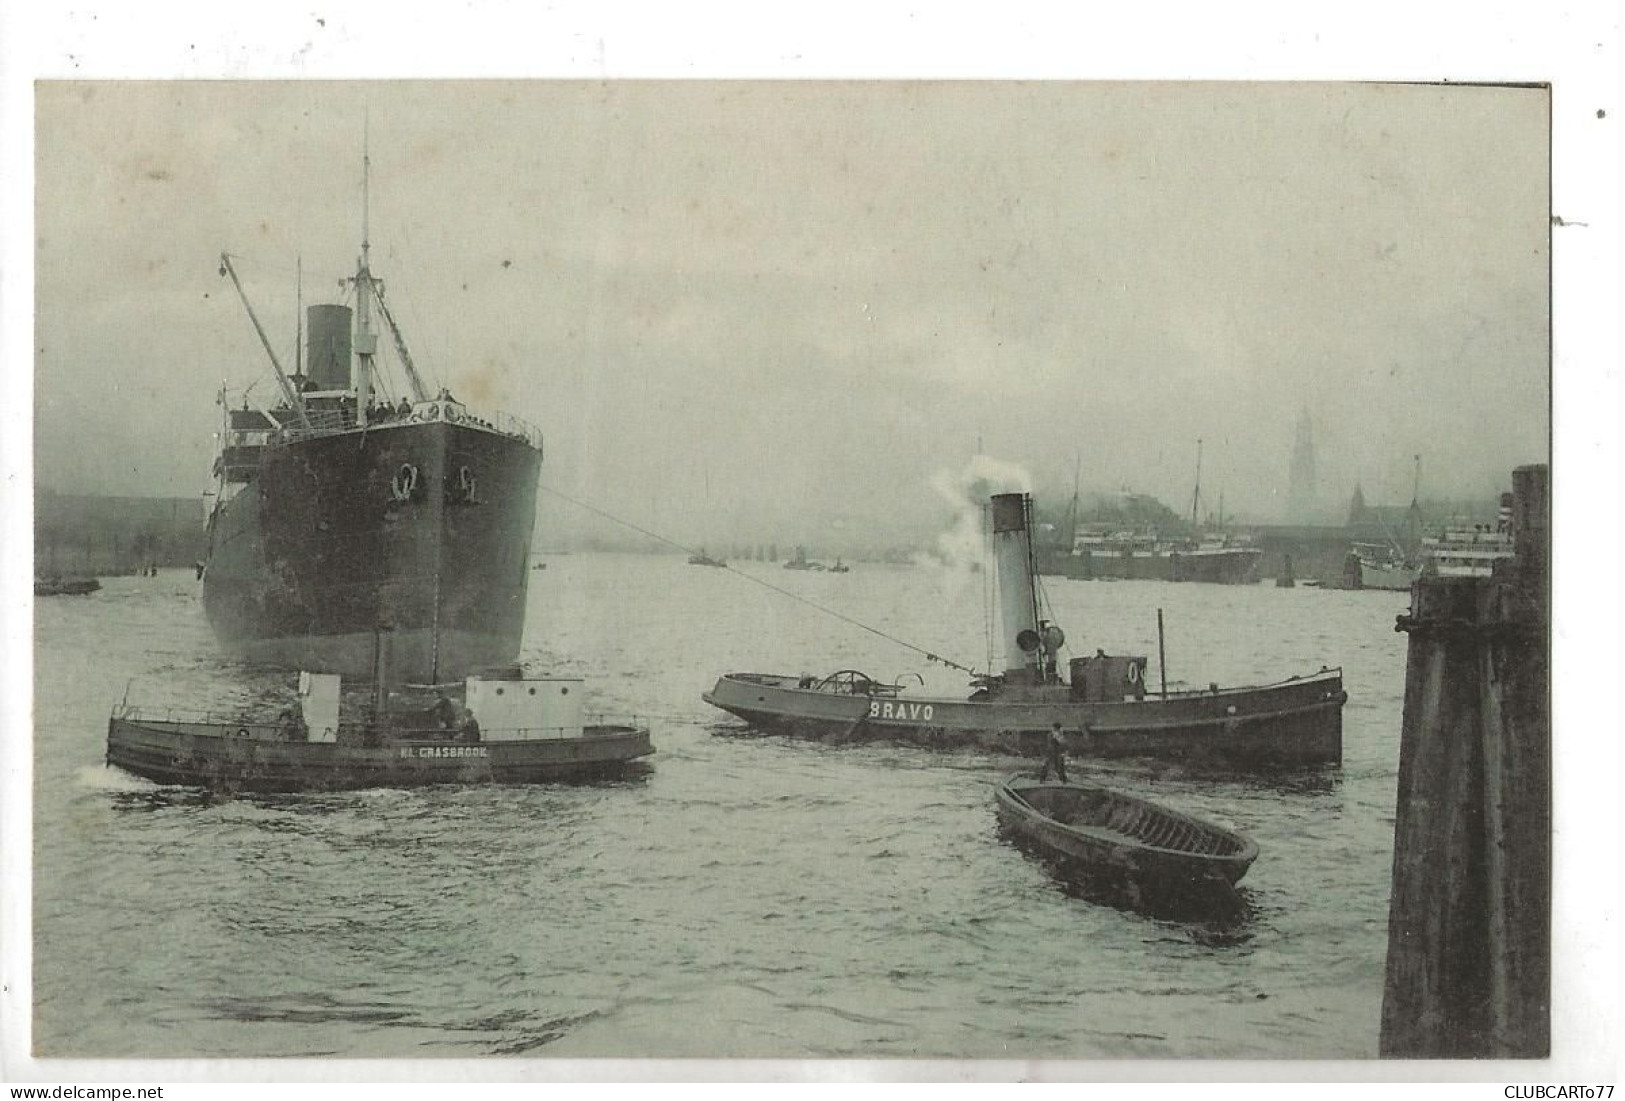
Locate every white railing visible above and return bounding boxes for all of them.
[482,409,544,451]
[417,403,543,450]
[114,705,267,725]
[265,407,352,446]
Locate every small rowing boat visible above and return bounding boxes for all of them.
[994,777,1257,892]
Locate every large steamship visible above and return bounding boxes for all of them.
[202,174,543,683]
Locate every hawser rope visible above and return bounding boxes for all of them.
[536,482,981,677]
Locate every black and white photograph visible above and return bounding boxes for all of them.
[2,4,1618,1088]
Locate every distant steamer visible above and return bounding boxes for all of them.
[1037,443,1261,586]
[1037,533,1262,585]
[201,158,543,683]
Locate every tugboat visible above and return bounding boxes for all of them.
[704,493,1344,767]
[107,655,652,793]
[782,546,824,571]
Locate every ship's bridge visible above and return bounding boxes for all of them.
[215,407,281,483]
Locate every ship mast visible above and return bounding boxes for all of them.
[1404,452,1424,558]
[1065,453,1081,551]
[294,255,303,381]
[346,116,429,407]
[1189,438,1204,530]
[352,123,377,427]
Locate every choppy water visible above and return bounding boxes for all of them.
[32,556,1411,1059]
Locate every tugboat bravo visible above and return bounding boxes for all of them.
[202,152,543,683]
[704,493,1345,767]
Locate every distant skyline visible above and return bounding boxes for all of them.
[34,82,1549,547]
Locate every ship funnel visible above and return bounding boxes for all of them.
[306,304,353,390]
[991,492,1043,681]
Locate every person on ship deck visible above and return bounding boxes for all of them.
[431,693,458,733]
[1039,722,1070,783]
[277,707,308,743]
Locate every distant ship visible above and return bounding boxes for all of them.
[1340,490,1516,591]
[1346,543,1416,591]
[783,546,824,571]
[1421,495,1518,579]
[1036,443,1261,585]
[1039,528,1263,584]
[201,157,543,683]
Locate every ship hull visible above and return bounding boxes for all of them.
[202,419,542,683]
[108,716,650,792]
[704,669,1344,767]
[1356,563,1417,590]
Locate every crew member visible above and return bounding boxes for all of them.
[1039,722,1069,783]
[431,693,458,732]
[458,707,482,743]
[277,706,308,742]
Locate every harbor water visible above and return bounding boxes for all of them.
[33,555,1410,1059]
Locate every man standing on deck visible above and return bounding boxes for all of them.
[1039,722,1069,783]
[431,693,458,733]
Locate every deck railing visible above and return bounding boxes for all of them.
[262,401,543,452]
[476,409,545,451]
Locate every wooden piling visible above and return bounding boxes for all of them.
[1380,464,1548,1057]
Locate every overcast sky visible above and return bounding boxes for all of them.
[34,81,1549,544]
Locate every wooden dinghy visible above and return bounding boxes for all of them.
[994,777,1258,892]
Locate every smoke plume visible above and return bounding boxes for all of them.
[918,455,1035,600]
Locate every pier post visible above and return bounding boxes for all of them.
[1380,464,1548,1057]
[1276,553,1295,588]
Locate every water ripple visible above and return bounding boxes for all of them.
[35,555,1404,1059]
